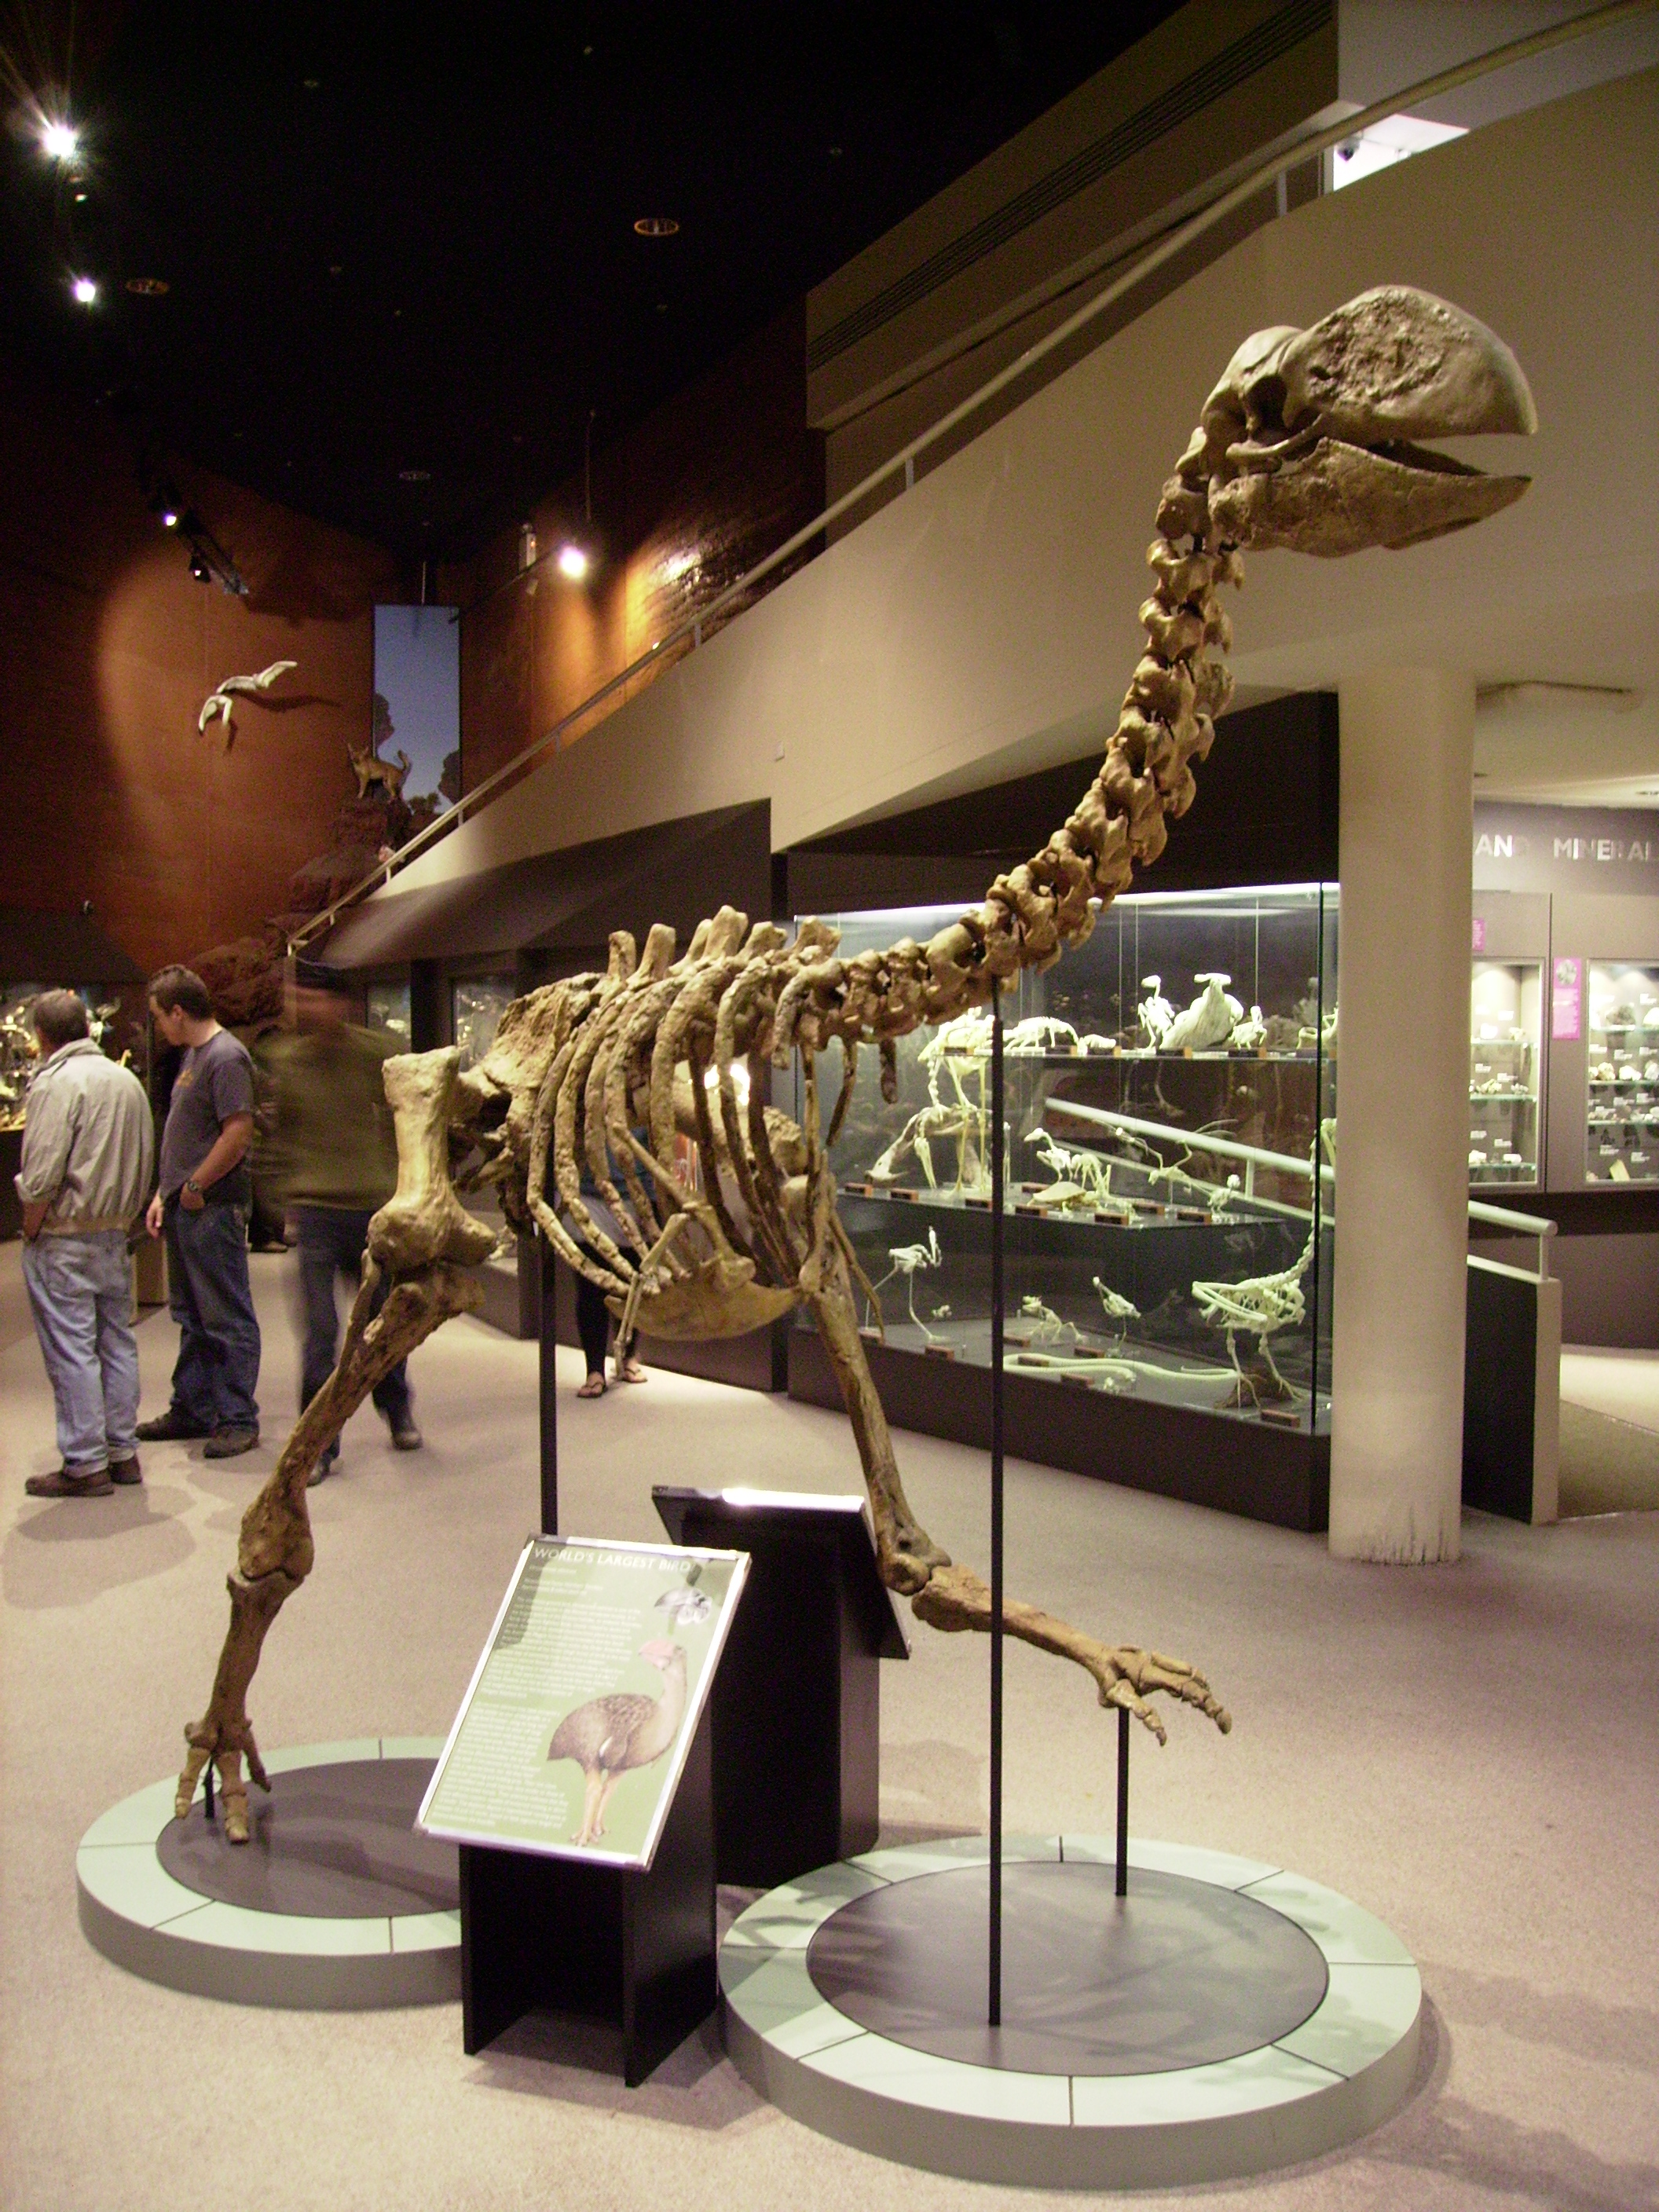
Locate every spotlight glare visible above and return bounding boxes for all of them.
[161,508,180,529]
[42,120,80,162]
[557,544,589,580]
[71,275,97,306]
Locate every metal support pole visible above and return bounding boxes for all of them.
[989,987,1005,2025]
[538,1230,558,1536]
[1115,1705,1130,1899]
[203,1758,215,1826]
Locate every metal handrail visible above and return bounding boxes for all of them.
[290,0,1654,952]
[1468,1196,1557,1280]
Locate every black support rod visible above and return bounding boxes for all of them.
[989,987,1005,2027]
[1116,1705,1130,1899]
[538,1230,559,1535]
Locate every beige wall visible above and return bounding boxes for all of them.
[0,361,395,972]
[383,66,1658,903]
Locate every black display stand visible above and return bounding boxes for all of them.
[458,1701,716,2085]
[653,1488,907,1888]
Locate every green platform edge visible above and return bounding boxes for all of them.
[720,1833,1423,2191]
[76,1739,460,2011]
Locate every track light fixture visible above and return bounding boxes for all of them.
[189,549,211,584]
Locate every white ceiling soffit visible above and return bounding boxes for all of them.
[1475,672,1659,810]
[1338,0,1659,130]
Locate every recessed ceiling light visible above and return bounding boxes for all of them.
[126,276,169,296]
[399,467,432,483]
[328,264,342,276]
[42,120,79,163]
[634,216,679,237]
[828,145,843,157]
[71,276,97,306]
[303,77,320,90]
[557,544,589,580]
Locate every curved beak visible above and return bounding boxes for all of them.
[1208,286,1536,556]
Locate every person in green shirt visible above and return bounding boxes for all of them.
[257,961,422,1483]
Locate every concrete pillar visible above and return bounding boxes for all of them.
[1329,668,1475,1562]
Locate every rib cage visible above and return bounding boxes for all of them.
[461,437,1239,1347]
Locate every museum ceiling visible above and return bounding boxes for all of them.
[0,0,1183,563]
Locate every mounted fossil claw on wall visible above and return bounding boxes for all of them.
[176,288,1535,1836]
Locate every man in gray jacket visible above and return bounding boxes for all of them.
[16,991,154,1499]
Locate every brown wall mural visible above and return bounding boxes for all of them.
[459,303,825,797]
[0,358,397,977]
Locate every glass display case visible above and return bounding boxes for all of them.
[1584,960,1659,1184]
[365,977,412,1046]
[451,975,515,1071]
[800,884,1338,1436]
[1468,960,1542,1186]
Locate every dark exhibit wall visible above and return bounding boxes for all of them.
[458,305,826,798]
[0,357,397,972]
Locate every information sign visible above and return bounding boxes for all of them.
[1551,956,1583,1042]
[419,1536,748,1869]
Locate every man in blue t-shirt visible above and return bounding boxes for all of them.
[137,965,262,1458]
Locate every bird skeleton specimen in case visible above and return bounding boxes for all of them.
[1092,1277,1141,1344]
[1190,1233,1313,1407]
[1189,1127,1334,1407]
[1005,1015,1080,1056]
[867,1009,993,1192]
[1162,972,1243,1053]
[1018,1295,1075,1346]
[174,287,1536,1838]
[1137,976,1175,1046]
[868,1227,945,1339]
[1026,1129,1133,1217]
[198,660,298,749]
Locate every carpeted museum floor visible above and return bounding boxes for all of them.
[2,1245,1657,2212]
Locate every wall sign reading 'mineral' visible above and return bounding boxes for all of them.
[419,1536,747,1870]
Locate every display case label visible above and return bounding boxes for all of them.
[418,1535,748,1868]
[1472,917,1486,952]
[1551,958,1583,1042]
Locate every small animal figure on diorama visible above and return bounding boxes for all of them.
[547,1639,687,1848]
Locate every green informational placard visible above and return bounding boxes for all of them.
[418,1536,749,1870]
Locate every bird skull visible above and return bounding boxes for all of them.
[1200,287,1536,555]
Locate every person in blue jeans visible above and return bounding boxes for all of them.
[16,991,155,1498]
[137,966,262,1458]
[257,962,422,1483]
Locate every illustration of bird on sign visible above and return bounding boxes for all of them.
[547,1639,688,1847]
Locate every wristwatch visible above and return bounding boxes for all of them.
[185,1177,203,1196]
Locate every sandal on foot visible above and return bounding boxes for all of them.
[613,1357,647,1384]
[577,1373,606,1398]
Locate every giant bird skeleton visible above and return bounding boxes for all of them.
[178,290,1536,1839]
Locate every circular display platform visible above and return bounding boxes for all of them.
[77,1740,461,2009]
[721,1833,1422,2190]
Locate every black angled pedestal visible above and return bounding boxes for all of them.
[458,1703,716,2086]
[653,1488,908,1889]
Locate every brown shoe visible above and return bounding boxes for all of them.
[108,1454,143,1485]
[26,1466,115,1498]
